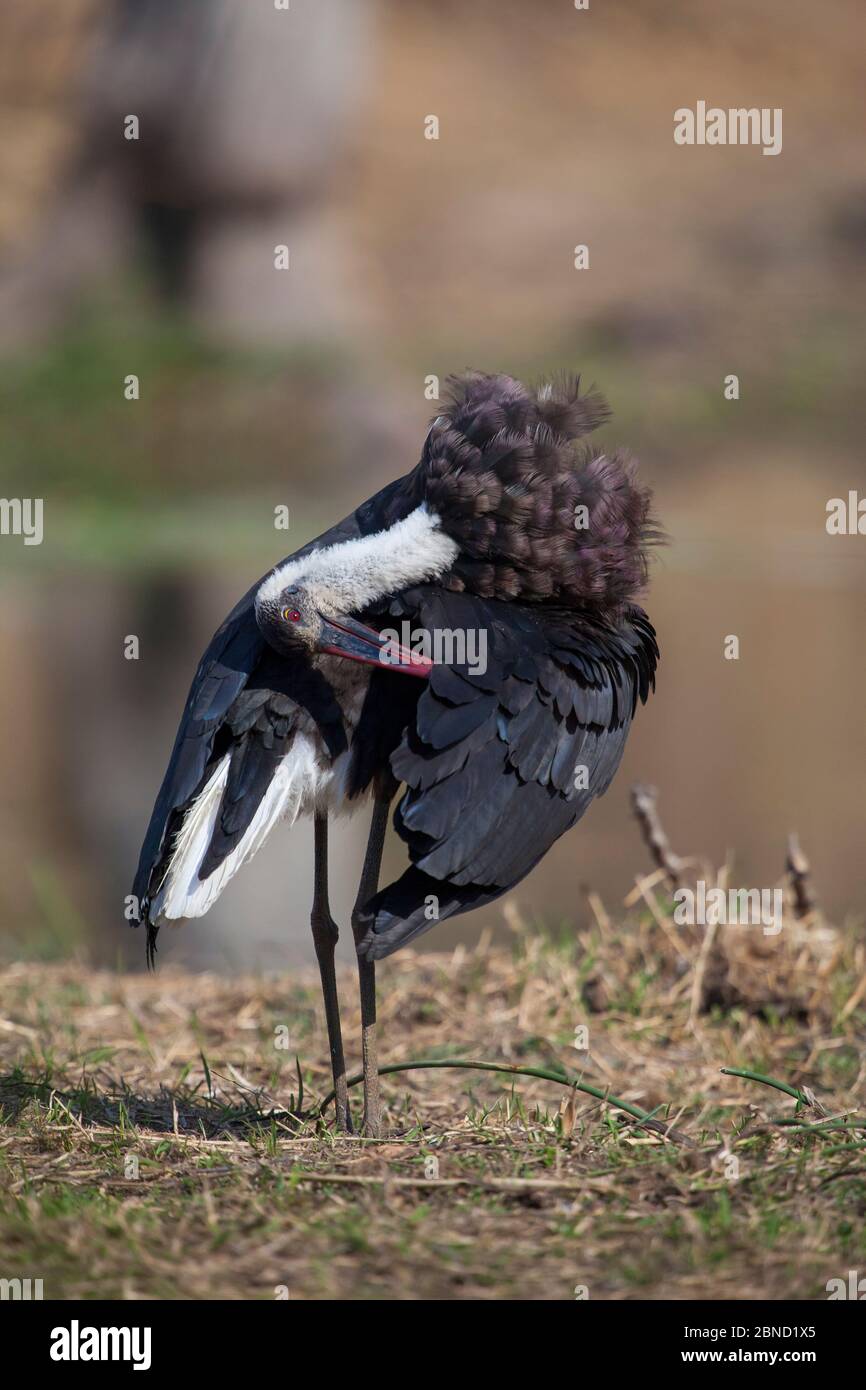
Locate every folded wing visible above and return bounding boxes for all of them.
[356,587,657,959]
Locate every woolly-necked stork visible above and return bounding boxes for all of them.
[131,372,659,1134]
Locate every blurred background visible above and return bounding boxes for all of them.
[0,0,863,972]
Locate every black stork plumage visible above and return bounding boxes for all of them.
[131,371,659,1135]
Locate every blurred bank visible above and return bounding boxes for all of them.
[0,0,864,968]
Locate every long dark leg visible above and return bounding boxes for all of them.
[351,796,391,1137]
[310,813,351,1132]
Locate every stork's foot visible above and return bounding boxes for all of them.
[361,1097,381,1138]
[333,1071,354,1135]
[362,1106,381,1139]
[360,1042,382,1138]
[330,1064,353,1135]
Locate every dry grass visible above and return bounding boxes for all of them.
[1,883,864,1301]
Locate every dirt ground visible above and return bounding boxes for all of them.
[1,880,863,1301]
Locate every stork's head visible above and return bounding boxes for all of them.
[253,506,461,674]
[255,580,431,676]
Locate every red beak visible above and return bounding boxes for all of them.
[318,614,432,678]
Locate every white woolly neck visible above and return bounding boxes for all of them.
[256,504,459,616]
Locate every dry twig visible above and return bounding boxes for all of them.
[786,832,818,920]
[631,784,684,886]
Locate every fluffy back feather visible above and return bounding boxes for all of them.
[408,371,659,613]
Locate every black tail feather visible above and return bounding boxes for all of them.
[146,917,159,971]
[356,866,515,961]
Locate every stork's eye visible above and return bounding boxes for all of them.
[283,607,302,623]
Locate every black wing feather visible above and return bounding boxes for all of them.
[356,588,657,960]
[131,594,264,920]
